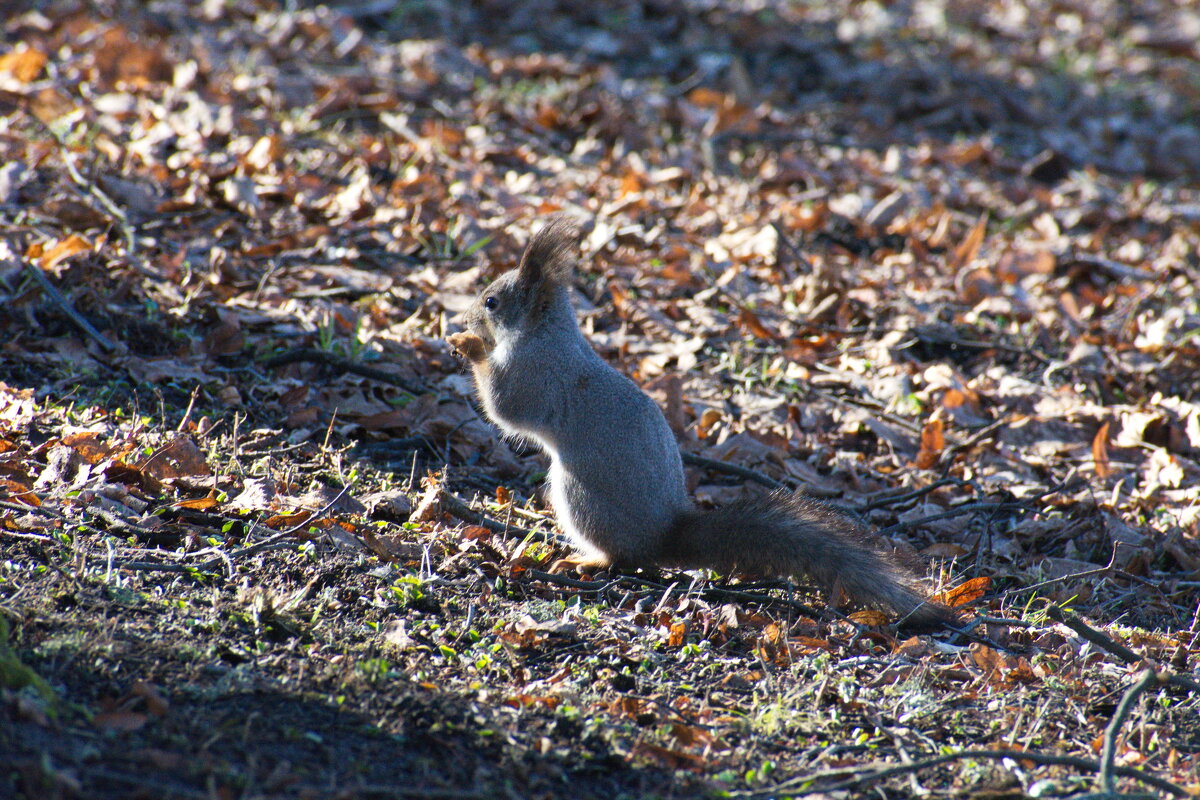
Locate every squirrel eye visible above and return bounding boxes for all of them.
[484,295,498,311]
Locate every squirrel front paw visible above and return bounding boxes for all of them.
[447,331,490,363]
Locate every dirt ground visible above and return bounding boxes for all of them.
[1,1,1199,798]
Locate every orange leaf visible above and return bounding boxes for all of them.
[934,576,991,608]
[736,308,779,340]
[951,214,987,269]
[848,609,891,627]
[913,419,945,470]
[460,525,492,541]
[667,621,688,648]
[175,492,220,510]
[1,479,40,506]
[36,234,92,272]
[62,433,113,464]
[0,45,48,82]
[1093,421,1112,479]
[631,742,709,772]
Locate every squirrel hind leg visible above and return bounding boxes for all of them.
[548,553,612,575]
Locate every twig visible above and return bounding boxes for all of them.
[15,94,138,259]
[22,261,116,351]
[1046,604,1141,663]
[524,569,618,592]
[262,347,425,394]
[0,498,111,539]
[874,502,1028,536]
[524,568,825,618]
[857,477,964,512]
[1005,544,1160,599]
[1046,605,1200,694]
[1101,669,1162,794]
[680,452,785,490]
[199,483,357,569]
[437,489,566,546]
[1065,253,1158,283]
[740,747,1188,798]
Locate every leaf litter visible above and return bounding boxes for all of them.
[1,0,1199,798]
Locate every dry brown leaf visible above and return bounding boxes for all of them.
[736,308,779,340]
[923,542,969,558]
[61,433,113,465]
[175,492,220,511]
[934,576,991,608]
[93,710,148,732]
[950,214,987,269]
[0,45,48,82]
[913,418,945,470]
[31,234,92,274]
[631,742,709,771]
[848,609,891,627]
[0,479,40,506]
[1092,420,1112,478]
[139,436,212,481]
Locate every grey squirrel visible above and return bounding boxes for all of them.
[448,217,954,630]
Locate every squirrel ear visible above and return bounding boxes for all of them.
[517,215,579,289]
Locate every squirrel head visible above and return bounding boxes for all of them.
[454,215,580,363]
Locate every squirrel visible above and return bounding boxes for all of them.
[447,217,955,630]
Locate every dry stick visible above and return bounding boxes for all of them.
[679,452,785,490]
[1006,545,1122,600]
[21,261,116,351]
[857,477,964,512]
[747,748,1187,798]
[526,567,826,618]
[263,347,425,394]
[0,498,112,540]
[437,489,566,546]
[1101,669,1162,795]
[1046,605,1200,694]
[874,502,1028,537]
[195,483,359,569]
[16,95,138,260]
[1007,542,1160,599]
[1048,604,1145,664]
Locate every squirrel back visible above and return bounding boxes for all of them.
[448,217,954,630]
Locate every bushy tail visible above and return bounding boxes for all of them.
[656,492,955,630]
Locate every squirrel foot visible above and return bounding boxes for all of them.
[548,554,611,576]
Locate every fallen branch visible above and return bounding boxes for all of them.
[857,477,964,512]
[1101,669,1162,794]
[743,746,1187,798]
[680,452,785,490]
[22,261,116,351]
[1046,605,1200,694]
[874,502,1028,536]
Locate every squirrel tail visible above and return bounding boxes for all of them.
[657,491,955,630]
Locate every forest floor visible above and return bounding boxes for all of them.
[1,1,1199,798]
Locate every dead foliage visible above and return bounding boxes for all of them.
[1,1,1198,798]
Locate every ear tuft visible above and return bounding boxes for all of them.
[517,215,580,288]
